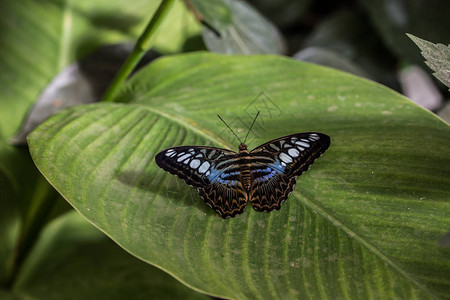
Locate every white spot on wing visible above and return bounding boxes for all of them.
[309,134,319,141]
[165,149,175,157]
[166,150,177,157]
[190,159,201,169]
[295,141,310,148]
[288,148,300,158]
[279,152,293,164]
[177,153,191,162]
[270,143,279,151]
[198,161,210,174]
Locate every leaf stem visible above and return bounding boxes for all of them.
[101,0,176,102]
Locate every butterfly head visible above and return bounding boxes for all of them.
[238,143,248,152]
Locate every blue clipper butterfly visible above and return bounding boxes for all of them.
[155,112,330,218]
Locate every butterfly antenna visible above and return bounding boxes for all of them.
[217,114,243,144]
[243,111,260,144]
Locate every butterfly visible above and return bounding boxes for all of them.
[155,113,331,218]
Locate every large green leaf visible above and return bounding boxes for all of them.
[29,53,450,299]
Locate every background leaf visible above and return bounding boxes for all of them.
[192,0,285,54]
[408,34,450,90]
[247,0,311,29]
[29,53,450,299]
[298,9,399,89]
[357,0,450,65]
[13,210,209,300]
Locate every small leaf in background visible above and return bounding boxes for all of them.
[408,34,450,91]
[29,53,450,299]
[190,0,286,54]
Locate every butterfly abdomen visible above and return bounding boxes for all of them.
[237,147,252,190]
[240,165,252,190]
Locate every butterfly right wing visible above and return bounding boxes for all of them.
[247,132,331,212]
[250,132,331,178]
[155,146,248,218]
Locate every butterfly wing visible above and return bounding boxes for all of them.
[155,146,248,218]
[248,132,331,212]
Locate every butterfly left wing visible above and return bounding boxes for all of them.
[248,132,331,212]
[155,146,234,188]
[155,146,248,218]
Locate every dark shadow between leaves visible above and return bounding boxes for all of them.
[181,34,208,52]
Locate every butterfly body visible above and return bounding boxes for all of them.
[155,132,330,218]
